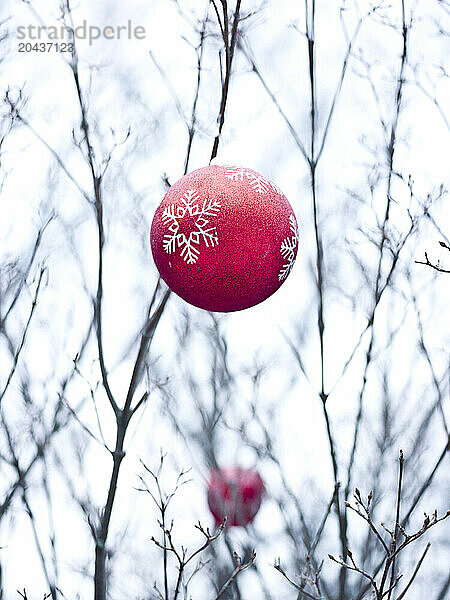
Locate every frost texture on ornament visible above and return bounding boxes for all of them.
[161,189,221,264]
[224,167,282,195]
[278,215,299,280]
[151,164,299,312]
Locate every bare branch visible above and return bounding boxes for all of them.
[396,543,430,600]
[214,551,256,600]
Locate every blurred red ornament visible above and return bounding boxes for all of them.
[150,165,299,312]
[207,467,265,527]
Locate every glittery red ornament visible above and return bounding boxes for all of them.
[150,165,299,312]
[207,467,265,527]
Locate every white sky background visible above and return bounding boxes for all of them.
[0,0,449,598]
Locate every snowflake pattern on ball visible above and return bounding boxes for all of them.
[278,215,299,281]
[161,189,221,264]
[224,167,282,195]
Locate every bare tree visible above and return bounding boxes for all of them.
[0,1,448,599]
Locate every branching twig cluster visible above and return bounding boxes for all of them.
[328,452,449,600]
[274,556,323,600]
[137,455,255,600]
[415,241,450,274]
[17,590,51,600]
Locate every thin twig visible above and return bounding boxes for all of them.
[0,267,45,405]
[396,543,430,600]
[210,0,242,162]
[385,450,404,600]
[214,552,256,600]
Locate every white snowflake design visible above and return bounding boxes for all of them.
[278,215,299,281]
[224,167,283,195]
[161,189,221,264]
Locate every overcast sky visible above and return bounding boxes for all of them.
[1,1,449,598]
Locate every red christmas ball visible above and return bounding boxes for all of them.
[150,165,299,312]
[207,467,265,527]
